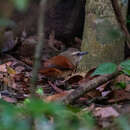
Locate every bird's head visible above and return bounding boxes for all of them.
[59,48,88,66]
[70,51,88,65]
[71,51,88,56]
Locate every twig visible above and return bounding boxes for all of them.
[59,71,120,105]
[30,0,47,96]
[48,81,64,93]
[110,0,130,48]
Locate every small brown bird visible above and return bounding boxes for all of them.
[39,48,88,79]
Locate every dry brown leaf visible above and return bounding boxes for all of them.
[2,96,17,103]
[14,73,24,82]
[15,66,25,73]
[65,74,83,84]
[6,65,16,75]
[78,68,97,85]
[108,90,130,103]
[44,90,72,102]
[97,81,111,92]
[44,92,68,102]
[93,106,119,118]
[84,90,101,99]
[0,61,12,72]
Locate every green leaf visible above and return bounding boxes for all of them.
[36,88,44,96]
[24,98,64,117]
[115,82,126,89]
[13,0,29,11]
[24,98,31,105]
[120,60,130,76]
[116,116,130,130]
[122,69,130,76]
[92,62,117,76]
[127,20,130,23]
[81,111,95,128]
[120,60,130,70]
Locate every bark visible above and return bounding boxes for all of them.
[78,0,128,71]
[12,0,85,44]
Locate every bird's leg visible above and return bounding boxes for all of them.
[48,81,64,93]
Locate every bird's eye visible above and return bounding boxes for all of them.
[76,53,81,56]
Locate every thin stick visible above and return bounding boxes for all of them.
[30,0,47,96]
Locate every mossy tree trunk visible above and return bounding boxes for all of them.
[78,0,128,71]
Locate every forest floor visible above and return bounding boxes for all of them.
[0,2,130,130]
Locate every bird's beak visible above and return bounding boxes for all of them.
[77,51,88,56]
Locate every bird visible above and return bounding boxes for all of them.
[39,48,88,79]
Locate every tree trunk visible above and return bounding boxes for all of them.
[78,0,128,71]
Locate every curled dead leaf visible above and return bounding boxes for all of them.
[93,106,119,118]
[44,90,73,102]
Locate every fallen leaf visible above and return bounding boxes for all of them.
[108,90,130,103]
[14,73,24,82]
[84,90,101,99]
[78,68,97,85]
[15,66,25,73]
[6,65,16,75]
[2,96,17,103]
[93,106,119,118]
[97,81,111,92]
[65,74,83,84]
[101,91,111,97]
[44,90,72,102]
[0,61,12,72]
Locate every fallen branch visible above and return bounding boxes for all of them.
[59,71,120,105]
